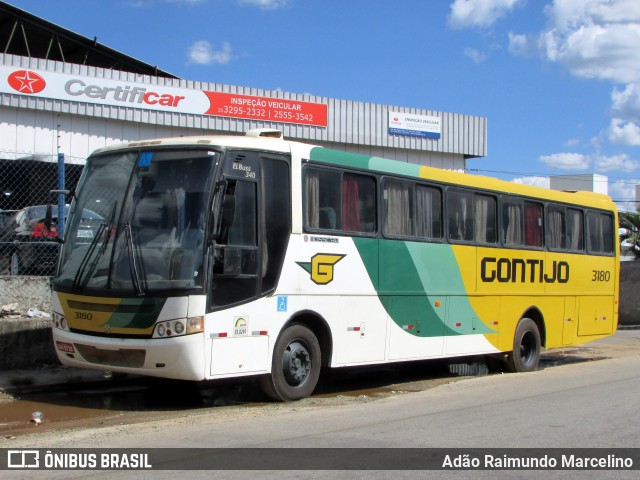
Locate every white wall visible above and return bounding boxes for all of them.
[1,106,466,170]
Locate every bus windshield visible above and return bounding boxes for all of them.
[55,148,220,293]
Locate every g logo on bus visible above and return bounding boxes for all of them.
[297,253,345,285]
[103,324,111,334]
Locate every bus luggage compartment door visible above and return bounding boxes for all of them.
[577,296,614,336]
[210,336,269,375]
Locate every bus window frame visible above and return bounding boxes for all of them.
[380,176,444,243]
[585,209,616,257]
[545,203,585,254]
[302,164,377,238]
[499,196,546,252]
[445,187,498,246]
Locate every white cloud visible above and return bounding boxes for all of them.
[237,0,289,9]
[464,47,488,63]
[611,82,640,121]
[188,41,232,65]
[609,179,639,212]
[606,118,640,145]
[512,176,551,188]
[541,0,640,83]
[593,153,640,172]
[537,149,639,174]
[539,152,590,170]
[448,0,524,29]
[508,32,529,56]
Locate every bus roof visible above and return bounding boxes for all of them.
[91,132,294,156]
[307,146,616,212]
[91,130,615,212]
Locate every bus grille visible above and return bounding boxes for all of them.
[74,344,146,368]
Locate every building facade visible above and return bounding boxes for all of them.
[0,51,486,210]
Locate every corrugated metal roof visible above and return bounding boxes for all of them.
[0,1,176,78]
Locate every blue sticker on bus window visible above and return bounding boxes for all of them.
[138,152,153,167]
[277,296,288,312]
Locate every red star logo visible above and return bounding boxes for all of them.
[7,70,46,94]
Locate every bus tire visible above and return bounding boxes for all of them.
[259,323,321,402]
[505,318,541,373]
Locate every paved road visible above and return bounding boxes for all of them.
[2,330,640,479]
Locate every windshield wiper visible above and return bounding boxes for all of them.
[72,222,106,292]
[124,223,144,296]
[99,202,117,256]
[72,203,117,292]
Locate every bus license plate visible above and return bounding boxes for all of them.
[55,341,75,354]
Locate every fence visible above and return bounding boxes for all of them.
[0,154,83,315]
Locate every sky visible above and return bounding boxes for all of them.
[6,0,640,210]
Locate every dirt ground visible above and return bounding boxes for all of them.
[1,329,638,448]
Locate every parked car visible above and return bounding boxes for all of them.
[0,205,103,276]
[0,209,17,230]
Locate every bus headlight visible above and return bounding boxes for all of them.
[186,316,204,334]
[153,317,203,338]
[174,321,185,335]
[157,323,166,337]
[52,312,69,331]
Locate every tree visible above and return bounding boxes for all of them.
[619,211,640,260]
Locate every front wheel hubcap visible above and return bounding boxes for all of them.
[282,341,311,387]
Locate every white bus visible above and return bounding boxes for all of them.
[51,129,619,400]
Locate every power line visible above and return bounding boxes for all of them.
[467,168,640,185]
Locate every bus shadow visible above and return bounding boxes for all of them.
[1,348,607,436]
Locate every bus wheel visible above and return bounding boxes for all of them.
[505,318,541,373]
[259,324,321,402]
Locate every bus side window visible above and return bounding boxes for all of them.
[566,208,583,251]
[211,179,258,308]
[474,194,497,244]
[503,199,543,248]
[548,205,582,251]
[305,168,341,231]
[415,184,442,240]
[587,211,614,254]
[502,199,524,246]
[447,190,474,242]
[343,173,375,233]
[261,157,290,294]
[383,179,413,237]
[304,168,376,234]
[524,202,544,247]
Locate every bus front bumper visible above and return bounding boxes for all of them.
[51,329,206,381]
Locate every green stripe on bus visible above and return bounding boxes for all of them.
[354,238,494,337]
[309,147,422,178]
[104,298,166,329]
